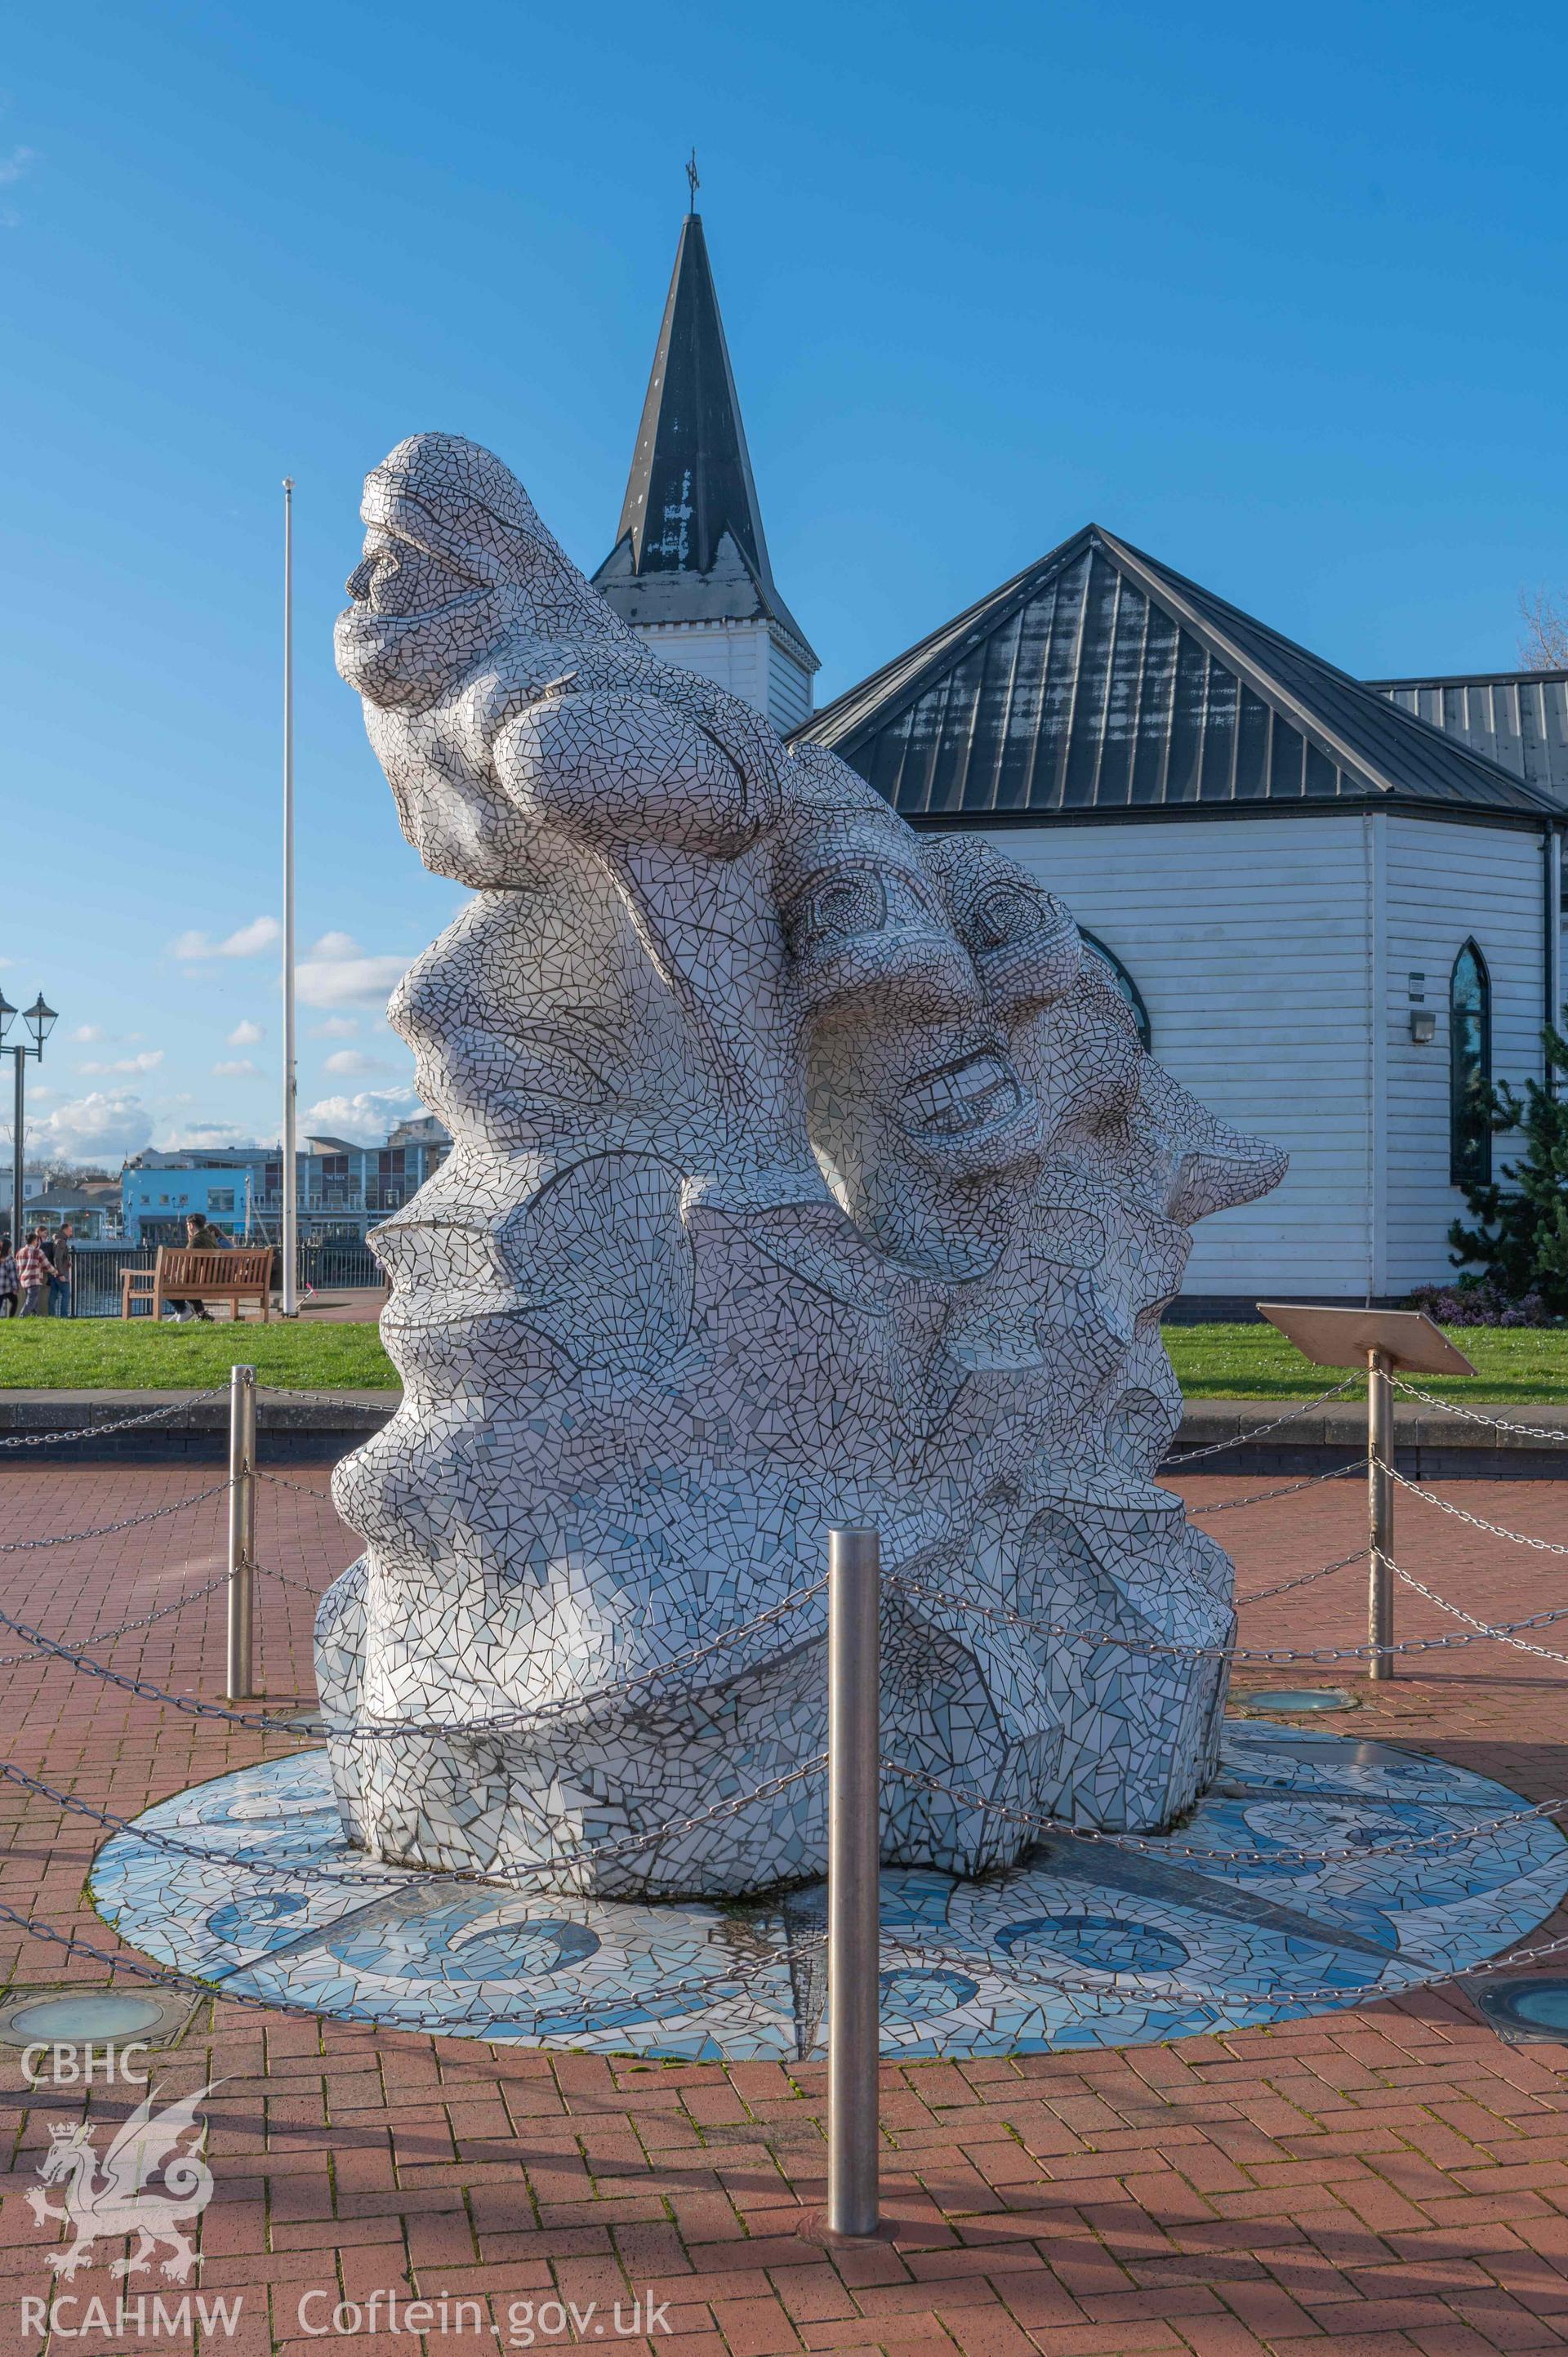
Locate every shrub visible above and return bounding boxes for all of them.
[1407,1281,1561,1329]
[1446,1018,1568,1317]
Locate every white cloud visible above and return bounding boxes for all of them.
[78,1049,165,1077]
[72,1023,106,1044]
[169,915,281,961]
[322,1047,390,1078]
[158,1121,258,1152]
[300,1086,422,1145]
[212,1058,261,1079]
[226,1018,264,1047]
[296,932,409,1010]
[309,1015,359,1040]
[36,1092,153,1162]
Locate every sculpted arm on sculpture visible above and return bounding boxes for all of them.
[489,681,782,861]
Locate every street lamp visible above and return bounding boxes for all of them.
[1,991,57,1254]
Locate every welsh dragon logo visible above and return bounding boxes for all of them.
[25,2082,219,2282]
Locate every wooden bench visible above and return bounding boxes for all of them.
[120,1246,274,1321]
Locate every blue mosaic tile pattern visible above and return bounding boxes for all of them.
[91,1724,1568,2061]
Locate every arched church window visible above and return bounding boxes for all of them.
[1449,940,1492,1188]
[1081,932,1152,1050]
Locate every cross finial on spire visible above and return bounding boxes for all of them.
[685,148,699,214]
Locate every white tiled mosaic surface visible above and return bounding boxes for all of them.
[91,1725,1568,2060]
[318,431,1287,1899]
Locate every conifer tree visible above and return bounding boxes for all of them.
[1449,1019,1568,1313]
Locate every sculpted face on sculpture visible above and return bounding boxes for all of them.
[318,432,1286,1898]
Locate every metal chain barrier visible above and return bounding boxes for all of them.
[11,1534,1568,1704]
[0,1479,233,1554]
[1385,1464,1568,1555]
[0,1755,827,1893]
[871,1914,1568,2012]
[1391,1557,1568,1667]
[0,1578,829,1740]
[0,1389,227,1448]
[0,1887,796,2030]
[1189,1459,1362,1515]
[3,1868,1568,2030]
[7,1513,1567,1713]
[0,1573,232,1671]
[1392,1379,1568,1444]
[880,1754,1568,1867]
[884,1563,1568,1662]
[885,1561,1367,1660]
[254,1469,339,1499]
[1233,1554,1365,1606]
[7,1367,1568,2037]
[254,1561,331,1595]
[1158,1379,1359,1465]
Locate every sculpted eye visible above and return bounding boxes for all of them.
[968,886,1036,948]
[350,539,476,617]
[785,871,888,955]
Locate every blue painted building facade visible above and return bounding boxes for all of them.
[121,1117,450,1245]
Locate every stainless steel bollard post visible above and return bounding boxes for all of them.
[1367,1346,1394,1682]
[226,1364,257,1700]
[826,1527,881,2240]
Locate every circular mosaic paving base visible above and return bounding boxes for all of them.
[91,1723,1568,2061]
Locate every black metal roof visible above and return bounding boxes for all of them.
[794,527,1558,826]
[1368,668,1568,806]
[592,212,817,666]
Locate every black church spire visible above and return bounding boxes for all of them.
[593,210,817,670]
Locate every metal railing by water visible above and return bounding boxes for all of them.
[67,1239,386,1314]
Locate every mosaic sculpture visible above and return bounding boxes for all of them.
[319,432,1285,1899]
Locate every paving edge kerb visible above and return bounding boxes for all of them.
[2,1388,1566,1472]
[0,1388,393,1464]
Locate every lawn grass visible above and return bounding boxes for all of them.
[2,1315,1566,1401]
[1164,1321,1568,1402]
[0,1318,398,1391]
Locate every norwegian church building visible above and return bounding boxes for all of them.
[599,211,1566,1309]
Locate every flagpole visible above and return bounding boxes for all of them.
[281,478,299,1317]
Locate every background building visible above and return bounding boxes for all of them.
[0,1165,48,1230]
[22,1178,122,1241]
[585,214,1568,1311]
[121,1120,450,1246]
[795,528,1565,1308]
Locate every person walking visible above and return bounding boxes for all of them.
[164,1210,230,1321]
[15,1230,51,1317]
[46,1220,73,1318]
[0,1236,16,1317]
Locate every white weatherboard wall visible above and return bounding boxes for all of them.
[971,815,1376,1300]
[632,620,813,733]
[971,811,1553,1300]
[1383,816,1547,1294]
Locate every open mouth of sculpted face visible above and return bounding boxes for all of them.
[343,527,488,624]
[900,1049,1025,1140]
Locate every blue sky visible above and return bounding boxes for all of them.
[5,0,1567,1163]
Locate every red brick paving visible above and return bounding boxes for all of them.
[1,1460,1567,2351]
